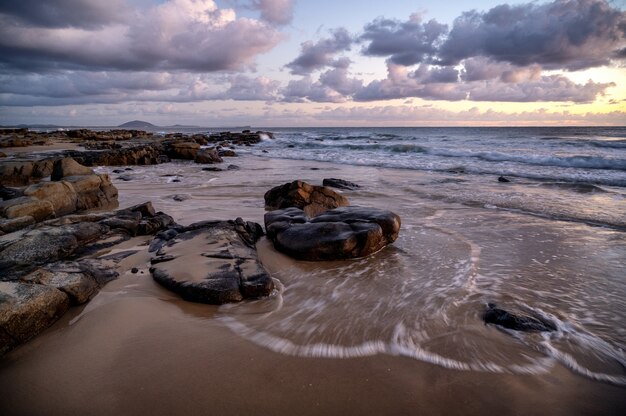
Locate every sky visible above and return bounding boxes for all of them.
[0,0,625,127]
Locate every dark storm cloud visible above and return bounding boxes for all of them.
[251,0,295,25]
[285,28,353,75]
[359,15,447,66]
[0,0,285,73]
[0,0,129,29]
[438,0,626,70]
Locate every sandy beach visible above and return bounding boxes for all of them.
[1,150,625,415]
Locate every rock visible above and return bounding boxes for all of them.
[167,141,200,160]
[0,196,54,222]
[116,174,133,181]
[218,149,237,157]
[172,194,191,202]
[0,222,107,275]
[21,265,98,305]
[23,181,78,217]
[498,176,510,183]
[483,303,556,332]
[227,164,240,170]
[264,206,401,261]
[0,216,35,234]
[138,212,174,235]
[322,178,360,190]
[50,157,94,180]
[150,219,273,304]
[0,185,24,201]
[0,151,6,157]
[264,180,349,217]
[194,148,223,164]
[0,281,69,354]
[63,174,118,211]
[131,267,139,274]
[0,159,54,186]
[202,167,222,172]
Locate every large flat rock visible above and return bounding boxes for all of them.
[0,282,69,354]
[149,219,273,304]
[265,206,401,261]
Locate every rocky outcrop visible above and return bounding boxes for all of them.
[150,219,273,304]
[0,159,55,186]
[322,178,360,190]
[264,206,401,261]
[0,282,69,354]
[483,303,557,332]
[264,180,350,217]
[50,157,94,180]
[65,145,167,166]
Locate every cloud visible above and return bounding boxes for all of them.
[359,14,448,66]
[0,0,285,72]
[0,0,130,29]
[251,0,295,25]
[285,28,353,75]
[219,75,281,101]
[439,0,626,70]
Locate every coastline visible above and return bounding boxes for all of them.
[1,137,625,415]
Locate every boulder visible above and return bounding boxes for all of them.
[194,148,223,164]
[0,216,35,234]
[264,206,401,261]
[322,178,360,190]
[63,174,118,211]
[167,141,200,160]
[483,303,556,332]
[264,180,350,217]
[23,181,78,217]
[50,157,94,180]
[150,219,273,304]
[0,281,69,354]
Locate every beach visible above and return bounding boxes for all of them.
[1,128,625,415]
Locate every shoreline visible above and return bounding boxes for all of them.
[1,132,625,415]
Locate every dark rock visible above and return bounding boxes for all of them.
[498,176,510,183]
[227,164,240,170]
[172,194,191,202]
[124,167,133,171]
[0,185,24,201]
[112,169,125,174]
[0,282,69,354]
[131,267,139,274]
[0,222,107,275]
[264,206,401,261]
[322,178,360,190]
[483,303,556,332]
[172,179,181,183]
[150,219,273,304]
[202,167,222,172]
[138,212,174,235]
[264,180,349,217]
[218,149,237,157]
[21,263,99,305]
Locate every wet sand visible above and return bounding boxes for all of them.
[1,155,625,415]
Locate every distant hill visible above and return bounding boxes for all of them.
[118,120,157,129]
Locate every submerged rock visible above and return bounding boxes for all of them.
[322,178,360,190]
[483,303,556,332]
[264,180,349,217]
[498,176,510,183]
[150,219,273,304]
[265,206,401,261]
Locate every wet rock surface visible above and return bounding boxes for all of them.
[483,303,557,332]
[265,206,401,261]
[322,178,360,190]
[264,180,350,217]
[150,219,273,304]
